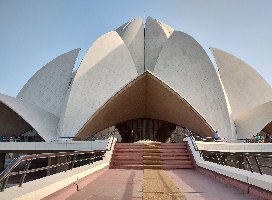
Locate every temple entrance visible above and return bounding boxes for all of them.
[115,118,179,143]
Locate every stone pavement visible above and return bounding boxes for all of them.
[143,169,186,200]
[67,169,143,200]
[164,170,258,200]
[67,169,258,200]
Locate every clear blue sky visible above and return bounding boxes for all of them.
[0,0,271,97]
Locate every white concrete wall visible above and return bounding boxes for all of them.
[234,101,272,139]
[58,31,138,138]
[211,48,272,118]
[0,140,108,151]
[144,17,169,72]
[153,31,233,141]
[187,137,272,192]
[0,94,59,141]
[116,17,144,74]
[195,141,272,152]
[0,138,117,200]
[17,49,80,117]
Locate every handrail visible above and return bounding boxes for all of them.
[187,134,272,176]
[0,150,106,192]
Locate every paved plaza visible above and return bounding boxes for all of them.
[66,169,257,200]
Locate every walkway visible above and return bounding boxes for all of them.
[66,169,258,200]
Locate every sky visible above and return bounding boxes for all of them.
[0,0,271,97]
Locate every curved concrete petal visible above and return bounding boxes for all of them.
[58,31,138,137]
[234,101,272,139]
[211,48,272,118]
[76,71,214,139]
[0,94,59,141]
[116,17,144,74]
[17,49,80,117]
[153,31,233,140]
[145,16,169,72]
[115,19,134,38]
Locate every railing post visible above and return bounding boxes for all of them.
[0,175,10,192]
[245,155,253,173]
[65,156,70,172]
[70,154,77,169]
[254,156,263,175]
[89,153,94,165]
[19,159,32,187]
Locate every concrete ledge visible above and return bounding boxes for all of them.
[42,183,78,200]
[197,167,272,200]
[196,141,272,152]
[187,137,272,198]
[0,140,108,152]
[0,138,117,200]
[42,167,108,200]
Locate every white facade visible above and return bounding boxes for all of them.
[1,17,271,141]
[17,49,80,117]
[153,31,233,140]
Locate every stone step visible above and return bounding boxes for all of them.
[143,152,189,156]
[115,143,144,146]
[114,150,188,155]
[162,160,192,165]
[112,155,143,159]
[160,146,187,149]
[114,146,144,149]
[109,165,144,169]
[163,164,193,169]
[143,160,162,165]
[111,143,193,170]
[161,143,187,145]
[143,165,163,169]
[111,160,143,165]
[160,156,190,160]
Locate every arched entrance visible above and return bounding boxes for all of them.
[76,72,214,140]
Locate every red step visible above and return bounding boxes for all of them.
[110,142,193,170]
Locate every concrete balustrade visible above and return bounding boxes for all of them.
[196,141,272,152]
[188,137,272,194]
[0,138,117,200]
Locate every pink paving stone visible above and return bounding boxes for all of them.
[67,169,143,200]
[164,170,258,200]
[65,169,260,200]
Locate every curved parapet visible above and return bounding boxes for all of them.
[116,17,144,74]
[17,49,80,117]
[145,17,171,72]
[211,48,272,118]
[76,71,214,139]
[153,31,233,140]
[58,31,138,137]
[0,94,59,141]
[235,101,272,139]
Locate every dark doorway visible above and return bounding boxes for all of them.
[115,118,177,143]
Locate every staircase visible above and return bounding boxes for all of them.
[110,142,193,169]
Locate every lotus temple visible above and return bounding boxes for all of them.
[0,17,271,200]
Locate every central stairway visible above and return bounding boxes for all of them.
[110,142,193,169]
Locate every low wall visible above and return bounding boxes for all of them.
[0,140,108,152]
[187,138,272,200]
[0,138,116,200]
[196,141,272,152]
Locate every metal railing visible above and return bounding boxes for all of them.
[0,134,117,192]
[188,134,272,176]
[0,150,106,192]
